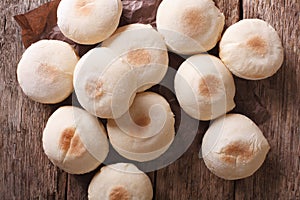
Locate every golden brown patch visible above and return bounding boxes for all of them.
[198,75,222,98]
[127,49,151,66]
[59,127,76,153]
[134,116,151,127]
[85,79,104,99]
[68,134,86,157]
[109,186,131,200]
[75,0,94,16]
[59,128,85,157]
[37,63,61,83]
[246,35,268,55]
[221,155,236,164]
[221,141,253,164]
[180,7,207,37]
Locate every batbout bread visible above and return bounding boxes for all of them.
[107,92,175,162]
[57,0,123,44]
[174,54,236,121]
[219,19,284,80]
[157,0,225,55]
[201,114,270,180]
[88,163,153,200]
[73,47,137,119]
[17,40,79,104]
[42,106,109,174]
[102,23,169,92]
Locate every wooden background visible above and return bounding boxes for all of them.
[1,0,299,199]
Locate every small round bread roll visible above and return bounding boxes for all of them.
[17,40,79,104]
[107,92,175,162]
[156,0,225,55]
[219,19,284,80]
[102,24,169,92]
[74,47,137,119]
[42,106,109,174]
[174,54,235,121]
[202,114,270,180]
[57,0,122,44]
[88,163,153,200]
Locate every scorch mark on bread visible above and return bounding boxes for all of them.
[246,35,268,55]
[127,49,151,66]
[220,141,254,165]
[198,75,222,98]
[37,63,62,84]
[180,7,207,37]
[59,127,85,157]
[85,79,104,99]
[109,186,131,200]
[133,115,151,127]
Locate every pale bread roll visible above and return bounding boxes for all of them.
[202,114,270,180]
[17,40,79,104]
[42,106,109,174]
[107,92,175,162]
[156,0,225,55]
[57,0,122,44]
[102,24,169,92]
[73,47,137,119]
[219,19,284,80]
[88,163,153,200]
[174,54,235,121]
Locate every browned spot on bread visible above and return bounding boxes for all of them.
[246,35,268,55]
[221,141,253,164]
[109,186,131,200]
[37,63,62,84]
[127,49,151,66]
[85,79,103,99]
[68,134,85,157]
[221,155,236,164]
[59,128,85,157]
[75,0,94,16]
[180,7,207,37]
[198,75,222,98]
[59,127,76,153]
[134,115,151,127]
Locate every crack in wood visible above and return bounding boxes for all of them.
[239,0,244,19]
[64,173,68,200]
[153,171,157,200]
[3,16,6,33]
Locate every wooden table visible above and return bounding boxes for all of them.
[1,0,299,199]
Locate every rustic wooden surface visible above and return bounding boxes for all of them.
[0,0,299,199]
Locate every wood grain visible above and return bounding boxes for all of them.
[0,0,299,199]
[0,1,155,199]
[234,0,300,199]
[0,1,68,199]
[155,1,240,199]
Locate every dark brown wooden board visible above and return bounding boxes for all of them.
[235,0,300,199]
[0,0,299,199]
[1,0,66,199]
[155,1,240,199]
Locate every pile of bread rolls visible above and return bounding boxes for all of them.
[16,0,284,198]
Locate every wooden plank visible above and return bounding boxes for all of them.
[0,1,158,199]
[67,173,92,200]
[234,0,300,199]
[2,0,299,199]
[155,2,240,199]
[214,0,241,28]
[0,0,68,199]
[155,123,235,200]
